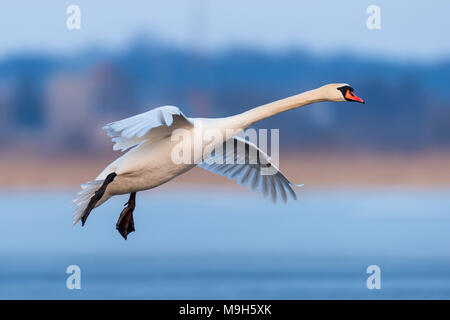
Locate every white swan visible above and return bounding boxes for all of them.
[73,83,364,239]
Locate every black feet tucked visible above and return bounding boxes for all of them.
[116,192,136,240]
[80,174,137,240]
[81,172,117,226]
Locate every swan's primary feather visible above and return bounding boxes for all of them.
[103,105,194,152]
[199,136,302,203]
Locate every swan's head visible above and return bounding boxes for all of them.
[321,83,365,104]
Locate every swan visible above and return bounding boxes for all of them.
[73,83,364,239]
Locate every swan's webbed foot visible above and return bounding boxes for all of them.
[81,172,117,226]
[116,192,136,240]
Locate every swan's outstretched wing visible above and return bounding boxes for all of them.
[199,136,302,203]
[103,105,194,151]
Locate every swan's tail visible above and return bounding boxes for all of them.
[72,180,103,226]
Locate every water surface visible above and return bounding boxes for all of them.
[1,188,449,299]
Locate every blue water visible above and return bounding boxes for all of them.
[0,188,450,299]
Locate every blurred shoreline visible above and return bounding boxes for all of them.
[1,150,449,189]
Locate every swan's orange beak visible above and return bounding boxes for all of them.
[345,89,365,104]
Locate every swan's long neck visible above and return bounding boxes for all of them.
[231,87,327,129]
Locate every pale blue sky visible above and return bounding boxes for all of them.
[0,0,449,61]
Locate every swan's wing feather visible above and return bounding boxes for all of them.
[103,105,194,151]
[199,136,302,203]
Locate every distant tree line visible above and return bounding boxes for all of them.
[0,39,449,153]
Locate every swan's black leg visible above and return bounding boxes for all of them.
[116,192,136,240]
[81,172,117,226]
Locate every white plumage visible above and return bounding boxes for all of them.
[199,136,303,203]
[73,180,103,225]
[72,83,364,238]
[103,105,194,152]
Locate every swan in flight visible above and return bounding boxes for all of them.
[73,83,364,239]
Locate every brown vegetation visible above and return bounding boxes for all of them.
[1,150,449,190]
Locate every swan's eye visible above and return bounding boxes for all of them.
[337,85,352,98]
